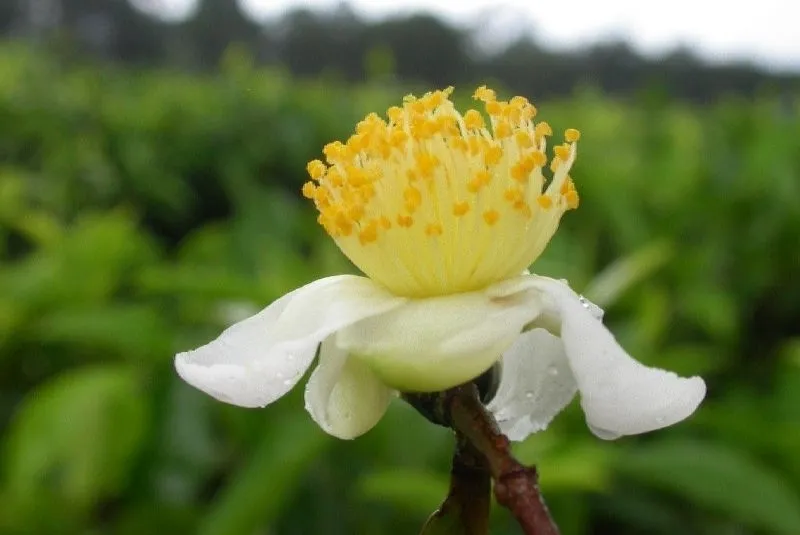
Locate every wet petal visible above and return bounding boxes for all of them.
[175,275,405,408]
[530,277,706,439]
[487,328,577,441]
[305,337,394,439]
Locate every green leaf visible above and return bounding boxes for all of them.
[583,241,674,308]
[197,413,330,535]
[514,435,613,493]
[34,304,172,359]
[358,469,448,515]
[616,439,800,534]
[2,365,147,511]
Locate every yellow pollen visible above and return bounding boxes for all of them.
[554,144,571,161]
[530,151,547,167]
[397,214,414,228]
[483,209,500,225]
[416,153,439,178]
[387,106,404,123]
[463,109,485,130]
[359,222,378,244]
[560,177,575,195]
[467,178,482,194]
[486,100,503,116]
[473,85,496,102]
[535,122,553,138]
[303,85,580,297]
[504,187,524,203]
[307,159,326,180]
[485,145,503,166]
[404,186,422,210]
[565,128,581,142]
[509,96,530,110]
[425,222,444,236]
[565,190,580,209]
[453,201,470,216]
[510,163,529,183]
[537,195,553,209]
[515,131,534,148]
[494,121,513,138]
[302,181,317,199]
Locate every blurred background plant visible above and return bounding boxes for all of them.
[0,1,799,534]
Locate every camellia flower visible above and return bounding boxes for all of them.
[175,86,705,441]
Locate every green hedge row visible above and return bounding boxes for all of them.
[0,44,799,534]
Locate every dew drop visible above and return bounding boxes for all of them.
[588,424,622,440]
[547,366,559,376]
[525,392,535,399]
[655,416,666,425]
[283,379,293,386]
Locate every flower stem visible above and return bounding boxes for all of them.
[447,383,560,535]
[404,383,560,535]
[420,436,490,535]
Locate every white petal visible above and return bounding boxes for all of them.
[305,337,394,439]
[529,277,706,439]
[175,275,405,408]
[337,279,542,392]
[487,328,578,441]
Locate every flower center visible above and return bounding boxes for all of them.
[303,86,579,298]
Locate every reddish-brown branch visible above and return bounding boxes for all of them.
[445,384,560,535]
[421,436,491,535]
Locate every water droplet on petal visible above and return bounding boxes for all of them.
[655,416,666,425]
[588,424,622,440]
[276,371,284,379]
[283,379,293,386]
[547,366,559,376]
[525,392,535,399]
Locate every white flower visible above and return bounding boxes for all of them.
[175,86,706,441]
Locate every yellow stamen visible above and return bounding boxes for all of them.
[565,128,581,142]
[537,195,553,209]
[565,190,580,209]
[453,201,470,216]
[554,144,571,161]
[304,86,580,297]
[483,209,500,226]
[307,160,326,180]
[463,109,485,130]
[301,181,316,199]
[425,222,444,237]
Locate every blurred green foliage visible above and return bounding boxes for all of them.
[0,44,799,535]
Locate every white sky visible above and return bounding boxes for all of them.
[150,0,800,71]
